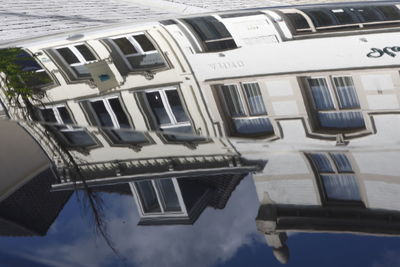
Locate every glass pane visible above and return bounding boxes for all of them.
[318,111,365,129]
[127,54,165,69]
[57,107,73,124]
[135,181,161,213]
[113,38,138,55]
[72,65,90,77]
[306,10,336,27]
[330,9,357,24]
[166,90,189,123]
[24,71,53,88]
[356,7,384,22]
[221,85,245,116]
[204,39,237,52]
[108,98,130,128]
[377,6,400,20]
[56,48,79,64]
[90,100,113,127]
[162,125,202,142]
[331,153,353,172]
[75,45,96,61]
[322,174,361,201]
[156,179,181,212]
[183,16,232,41]
[286,13,310,30]
[309,153,334,172]
[61,130,96,146]
[145,92,171,125]
[41,108,57,123]
[307,78,334,110]
[333,77,360,109]
[242,83,267,115]
[233,117,273,135]
[108,130,148,143]
[133,34,156,52]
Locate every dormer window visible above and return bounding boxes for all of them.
[108,33,165,71]
[53,44,97,80]
[304,76,365,133]
[182,16,237,52]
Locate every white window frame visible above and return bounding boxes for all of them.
[87,95,128,129]
[220,82,268,119]
[54,43,96,79]
[110,33,160,71]
[129,178,188,218]
[307,75,361,112]
[144,87,191,131]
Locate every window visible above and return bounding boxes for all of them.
[54,44,96,79]
[40,105,96,147]
[14,51,54,89]
[141,87,200,142]
[305,76,365,132]
[218,82,274,137]
[110,33,165,71]
[306,152,361,204]
[133,178,184,215]
[284,12,312,32]
[85,96,147,145]
[182,16,237,52]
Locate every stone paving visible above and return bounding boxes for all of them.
[0,0,387,44]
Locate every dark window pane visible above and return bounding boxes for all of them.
[75,45,96,61]
[307,78,334,110]
[146,92,170,125]
[377,6,400,20]
[306,10,336,27]
[108,130,148,143]
[331,153,353,172]
[133,34,156,52]
[157,179,181,212]
[162,125,201,142]
[57,48,79,64]
[113,38,138,55]
[90,100,113,127]
[61,130,96,146]
[309,153,334,172]
[330,9,357,24]
[286,13,310,30]
[221,85,245,116]
[127,54,165,69]
[108,98,130,128]
[57,107,73,124]
[205,39,237,52]
[318,111,365,129]
[333,77,360,109]
[166,90,189,122]
[242,83,267,115]
[356,7,384,22]
[24,71,53,88]
[41,108,57,123]
[183,16,237,52]
[233,117,273,135]
[322,174,361,201]
[136,180,161,213]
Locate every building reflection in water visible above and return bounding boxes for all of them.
[1,1,400,265]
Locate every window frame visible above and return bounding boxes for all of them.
[305,151,364,207]
[84,95,150,146]
[304,75,366,133]
[53,43,97,80]
[39,104,97,148]
[108,32,166,71]
[130,178,188,217]
[217,81,275,138]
